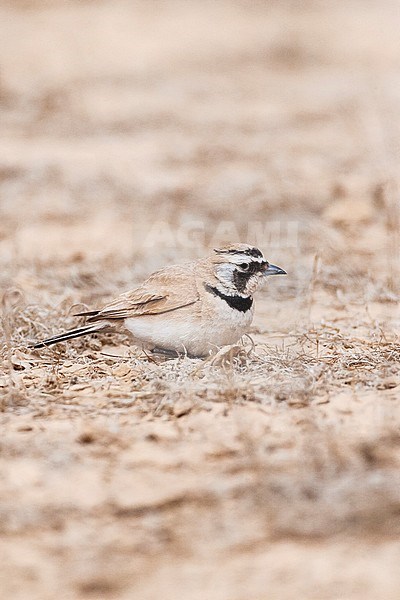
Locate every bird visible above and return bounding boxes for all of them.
[32,243,286,358]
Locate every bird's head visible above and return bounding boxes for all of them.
[208,243,286,297]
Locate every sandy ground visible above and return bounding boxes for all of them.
[1,1,400,598]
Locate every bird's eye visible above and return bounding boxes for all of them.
[239,263,250,271]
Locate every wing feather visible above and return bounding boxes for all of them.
[84,265,200,322]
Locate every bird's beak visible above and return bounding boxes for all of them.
[264,263,287,276]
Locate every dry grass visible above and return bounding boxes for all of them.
[1,1,400,599]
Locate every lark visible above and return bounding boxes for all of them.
[32,243,286,358]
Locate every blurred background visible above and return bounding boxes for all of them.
[1,0,399,308]
[1,2,400,599]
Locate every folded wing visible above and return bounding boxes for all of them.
[77,265,200,322]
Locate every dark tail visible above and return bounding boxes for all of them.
[32,322,108,349]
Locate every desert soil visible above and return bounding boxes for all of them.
[1,1,400,599]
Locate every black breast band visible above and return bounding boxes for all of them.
[205,285,253,313]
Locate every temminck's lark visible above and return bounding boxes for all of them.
[33,243,286,358]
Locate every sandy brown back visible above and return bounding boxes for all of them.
[82,262,201,322]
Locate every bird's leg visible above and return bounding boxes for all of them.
[151,347,181,359]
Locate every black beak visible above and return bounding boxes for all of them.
[264,263,287,276]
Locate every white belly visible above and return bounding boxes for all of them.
[124,302,253,357]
